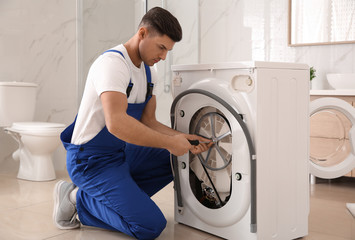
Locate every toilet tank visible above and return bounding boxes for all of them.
[0,82,37,127]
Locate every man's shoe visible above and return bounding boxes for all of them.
[53,180,80,230]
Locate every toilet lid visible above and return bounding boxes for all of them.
[11,122,66,131]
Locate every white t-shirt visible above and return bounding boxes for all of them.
[71,44,158,145]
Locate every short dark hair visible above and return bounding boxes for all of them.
[139,7,182,42]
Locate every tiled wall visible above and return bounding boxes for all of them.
[0,0,77,174]
[171,0,355,89]
[0,0,354,174]
[79,0,136,100]
[0,0,135,174]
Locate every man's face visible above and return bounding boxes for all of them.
[138,28,175,66]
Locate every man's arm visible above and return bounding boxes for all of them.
[101,91,192,156]
[140,95,180,136]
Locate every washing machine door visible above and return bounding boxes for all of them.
[310,97,355,179]
[171,89,256,232]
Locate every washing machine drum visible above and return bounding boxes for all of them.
[189,107,233,208]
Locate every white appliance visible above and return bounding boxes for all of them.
[309,96,355,179]
[170,61,310,240]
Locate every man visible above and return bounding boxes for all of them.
[53,7,211,240]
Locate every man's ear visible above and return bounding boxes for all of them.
[138,27,147,40]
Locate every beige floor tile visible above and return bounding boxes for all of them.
[302,231,351,240]
[310,180,355,202]
[48,227,134,240]
[0,170,354,240]
[0,175,54,210]
[0,207,69,240]
[21,200,54,217]
[307,181,355,240]
[309,198,353,238]
[0,172,71,211]
[159,223,221,240]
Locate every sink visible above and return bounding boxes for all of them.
[327,73,355,89]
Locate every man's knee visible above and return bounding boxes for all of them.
[131,214,167,239]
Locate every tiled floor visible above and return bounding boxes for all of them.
[0,171,354,240]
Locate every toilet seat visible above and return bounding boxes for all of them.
[8,122,65,136]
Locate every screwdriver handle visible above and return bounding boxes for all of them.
[188,140,200,146]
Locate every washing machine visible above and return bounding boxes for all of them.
[170,61,310,240]
[309,96,355,179]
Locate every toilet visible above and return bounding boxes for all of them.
[0,82,65,181]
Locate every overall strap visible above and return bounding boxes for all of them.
[102,50,133,97]
[103,49,125,58]
[144,64,153,99]
[102,50,154,100]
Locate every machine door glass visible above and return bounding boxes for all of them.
[189,107,232,208]
[310,97,355,179]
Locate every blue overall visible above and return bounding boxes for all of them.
[60,51,172,240]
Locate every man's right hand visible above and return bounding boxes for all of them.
[166,134,192,156]
[166,134,213,156]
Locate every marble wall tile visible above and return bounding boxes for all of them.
[0,0,136,173]
[200,0,241,62]
[79,0,135,100]
[0,0,77,122]
[168,0,199,65]
[0,0,77,173]
[193,0,355,89]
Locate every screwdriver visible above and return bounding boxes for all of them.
[188,139,213,146]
